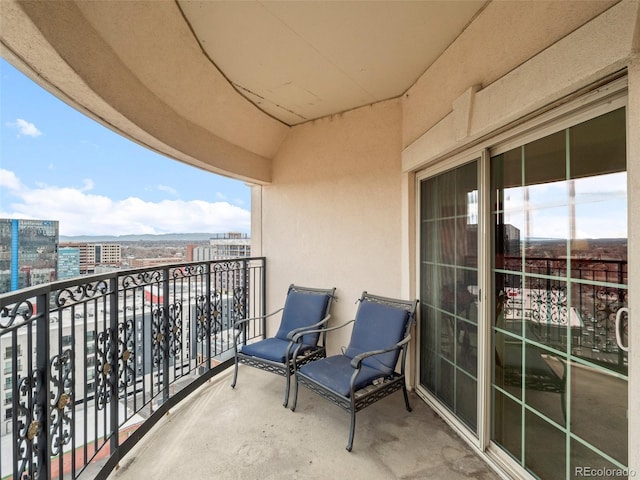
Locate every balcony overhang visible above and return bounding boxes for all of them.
[0,0,489,185]
[0,0,288,185]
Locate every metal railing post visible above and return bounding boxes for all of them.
[10,328,20,477]
[162,268,170,403]
[35,292,51,480]
[205,262,212,371]
[109,277,119,457]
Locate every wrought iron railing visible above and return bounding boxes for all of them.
[499,256,628,371]
[0,257,266,480]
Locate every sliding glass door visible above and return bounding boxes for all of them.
[491,107,628,479]
[418,100,629,479]
[419,160,479,433]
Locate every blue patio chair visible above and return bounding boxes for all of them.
[231,284,336,407]
[290,291,418,451]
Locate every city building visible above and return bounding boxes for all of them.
[0,219,59,294]
[128,257,181,269]
[57,246,80,280]
[2,2,639,479]
[188,233,251,262]
[59,242,122,274]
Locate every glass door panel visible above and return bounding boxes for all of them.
[420,160,479,433]
[490,107,628,478]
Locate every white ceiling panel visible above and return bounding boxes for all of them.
[178,0,487,125]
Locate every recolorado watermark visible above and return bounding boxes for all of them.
[575,466,636,477]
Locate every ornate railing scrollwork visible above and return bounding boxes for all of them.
[118,318,136,390]
[152,306,166,366]
[54,280,109,308]
[167,302,182,357]
[121,269,164,289]
[195,292,223,344]
[232,286,246,325]
[96,328,115,410]
[16,369,43,480]
[0,299,34,329]
[152,301,183,363]
[50,349,73,455]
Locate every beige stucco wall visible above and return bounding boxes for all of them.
[260,99,404,352]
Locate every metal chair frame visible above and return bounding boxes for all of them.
[290,292,418,451]
[231,284,336,407]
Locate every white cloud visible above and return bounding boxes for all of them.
[0,170,250,236]
[80,178,94,192]
[157,184,178,196]
[216,191,246,206]
[0,168,25,190]
[6,118,42,137]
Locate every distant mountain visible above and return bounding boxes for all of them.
[59,233,237,242]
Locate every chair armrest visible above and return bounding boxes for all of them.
[290,319,354,343]
[232,308,284,348]
[233,307,284,329]
[285,314,331,340]
[349,335,412,369]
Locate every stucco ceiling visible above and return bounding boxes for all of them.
[178,1,487,126]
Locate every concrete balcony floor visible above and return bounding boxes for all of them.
[106,366,499,480]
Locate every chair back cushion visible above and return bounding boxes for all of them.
[274,290,331,345]
[344,299,410,374]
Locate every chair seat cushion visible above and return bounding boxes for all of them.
[299,355,387,397]
[241,337,312,364]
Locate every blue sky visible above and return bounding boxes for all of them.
[0,58,251,237]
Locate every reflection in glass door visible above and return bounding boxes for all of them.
[419,160,479,432]
[491,108,628,479]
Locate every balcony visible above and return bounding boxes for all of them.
[0,257,500,479]
[2,253,628,479]
[0,258,495,479]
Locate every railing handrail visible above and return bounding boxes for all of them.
[0,257,267,306]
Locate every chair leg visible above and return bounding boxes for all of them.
[231,356,239,389]
[283,374,291,408]
[402,383,412,412]
[290,373,299,411]
[346,406,356,452]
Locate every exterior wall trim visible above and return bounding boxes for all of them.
[402,0,639,173]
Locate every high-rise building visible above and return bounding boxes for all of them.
[190,233,251,262]
[58,246,81,280]
[188,233,251,293]
[59,242,122,274]
[0,218,59,294]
